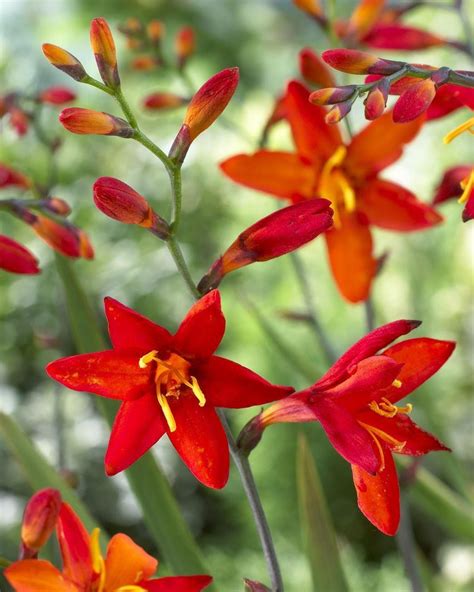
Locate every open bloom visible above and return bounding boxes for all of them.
[6,500,212,591]
[254,320,454,535]
[46,291,293,488]
[221,80,442,302]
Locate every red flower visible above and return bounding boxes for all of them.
[46,291,293,488]
[0,235,40,275]
[258,320,454,535]
[6,500,212,591]
[220,80,442,303]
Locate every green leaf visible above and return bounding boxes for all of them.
[54,254,210,576]
[0,412,99,533]
[296,432,348,592]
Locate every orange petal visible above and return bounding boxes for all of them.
[104,533,157,589]
[220,151,315,201]
[351,443,400,535]
[345,0,386,41]
[345,110,424,180]
[325,211,376,303]
[4,560,73,592]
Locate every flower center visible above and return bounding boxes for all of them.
[317,145,356,228]
[368,396,413,419]
[138,350,206,432]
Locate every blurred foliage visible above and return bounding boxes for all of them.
[0,0,473,591]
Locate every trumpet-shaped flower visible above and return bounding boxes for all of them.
[220,80,441,302]
[46,291,293,488]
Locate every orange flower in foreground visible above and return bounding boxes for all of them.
[220,80,442,303]
[6,500,212,592]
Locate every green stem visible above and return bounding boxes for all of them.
[167,164,183,229]
[114,87,139,129]
[166,237,200,299]
[0,556,11,568]
[83,75,115,96]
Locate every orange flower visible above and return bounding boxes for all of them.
[90,17,120,88]
[220,80,442,303]
[59,108,133,137]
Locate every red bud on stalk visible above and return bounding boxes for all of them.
[20,489,62,558]
[39,86,76,105]
[90,17,120,88]
[393,78,437,122]
[59,108,133,137]
[0,235,40,275]
[323,49,403,75]
[325,99,354,124]
[364,78,390,120]
[309,85,356,105]
[175,26,195,69]
[143,92,188,111]
[299,48,335,88]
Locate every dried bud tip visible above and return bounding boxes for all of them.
[237,415,265,457]
[42,44,88,81]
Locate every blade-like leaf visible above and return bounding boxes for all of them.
[0,412,99,533]
[296,432,348,592]
[54,254,210,577]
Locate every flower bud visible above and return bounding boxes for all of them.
[30,214,94,259]
[147,20,165,44]
[244,580,271,592]
[9,107,29,136]
[43,197,71,216]
[198,198,333,293]
[42,44,88,81]
[131,56,160,71]
[39,86,76,105]
[59,108,134,137]
[143,92,187,110]
[299,48,335,88]
[90,18,120,88]
[93,177,170,239]
[169,68,239,163]
[309,85,356,105]
[118,18,143,36]
[20,489,62,558]
[292,0,325,19]
[364,79,389,120]
[325,99,353,124]
[0,235,40,275]
[0,164,31,189]
[322,49,403,75]
[393,78,436,123]
[237,415,266,457]
[175,26,195,69]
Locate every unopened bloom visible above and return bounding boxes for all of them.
[175,26,195,69]
[20,489,62,558]
[6,500,212,592]
[143,92,188,110]
[0,164,31,189]
[93,177,170,238]
[198,198,333,292]
[46,291,293,487]
[90,17,120,88]
[393,78,437,123]
[39,86,76,105]
[309,86,356,106]
[30,214,94,259]
[322,49,402,75]
[292,0,325,21]
[41,44,88,81]
[252,320,454,535]
[299,48,335,88]
[147,19,165,43]
[0,235,40,275]
[59,108,133,137]
[364,79,389,120]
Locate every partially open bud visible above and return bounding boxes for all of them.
[175,26,195,69]
[143,92,188,111]
[59,108,134,137]
[42,44,88,81]
[393,78,436,122]
[309,85,356,106]
[299,48,335,88]
[39,86,76,105]
[147,20,165,44]
[0,235,40,275]
[93,177,170,239]
[20,489,62,558]
[169,68,239,163]
[198,198,333,293]
[322,49,403,75]
[364,79,389,120]
[90,18,120,88]
[0,164,31,189]
[325,99,353,124]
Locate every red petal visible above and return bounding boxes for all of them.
[345,0,385,41]
[46,351,152,400]
[463,193,474,222]
[427,84,474,121]
[104,296,172,352]
[315,319,421,390]
[358,178,442,230]
[0,235,40,275]
[433,166,472,204]
[363,23,445,50]
[142,575,213,592]
[325,210,376,303]
[285,80,343,164]
[168,395,229,489]
[104,533,157,589]
[299,48,336,88]
[220,151,315,201]
[56,503,93,588]
[105,395,166,476]
[351,443,400,535]
[380,338,455,404]
[345,110,424,180]
[4,560,72,592]
[195,355,293,408]
[173,290,225,360]
[393,79,437,123]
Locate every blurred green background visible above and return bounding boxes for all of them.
[0,0,473,590]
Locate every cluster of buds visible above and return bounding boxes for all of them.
[310,49,474,123]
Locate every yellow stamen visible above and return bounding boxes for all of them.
[459,170,474,204]
[139,350,158,368]
[157,392,177,432]
[369,396,412,418]
[359,421,407,471]
[90,528,106,592]
[317,145,356,227]
[443,117,474,144]
[190,376,206,407]
[333,170,356,212]
[116,587,147,592]
[392,379,402,388]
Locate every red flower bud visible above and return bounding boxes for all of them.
[299,48,335,88]
[0,235,40,275]
[198,198,333,292]
[59,108,133,137]
[393,78,436,123]
[44,197,71,216]
[20,489,62,557]
[30,214,94,259]
[143,92,188,110]
[309,85,356,105]
[323,49,402,75]
[39,86,76,105]
[0,164,31,189]
[364,80,389,120]
[325,99,353,124]
[42,44,88,81]
[93,177,170,239]
[90,18,120,88]
[175,26,195,69]
[9,107,29,136]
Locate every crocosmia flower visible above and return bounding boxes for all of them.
[221,80,442,303]
[254,320,454,535]
[46,291,293,488]
[5,500,212,591]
